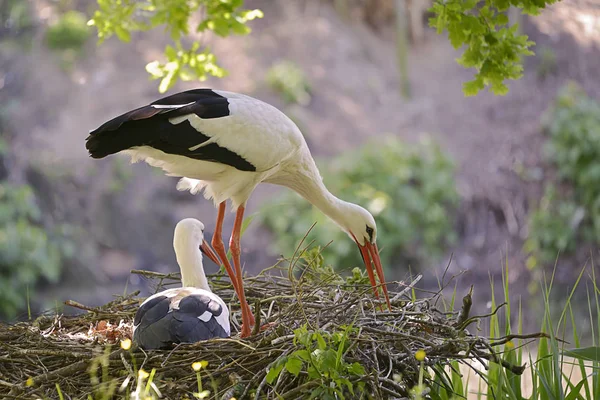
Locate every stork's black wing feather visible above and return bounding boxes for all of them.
[134,296,170,326]
[149,89,226,106]
[84,89,256,171]
[133,293,229,350]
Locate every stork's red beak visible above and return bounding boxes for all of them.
[355,240,392,311]
[200,241,221,266]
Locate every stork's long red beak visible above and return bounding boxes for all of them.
[356,240,392,311]
[200,241,221,266]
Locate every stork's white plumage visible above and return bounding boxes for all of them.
[86,89,391,337]
[133,218,230,349]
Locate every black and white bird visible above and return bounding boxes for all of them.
[87,89,391,337]
[133,218,230,349]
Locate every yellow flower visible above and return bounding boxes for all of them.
[505,340,515,349]
[120,339,132,350]
[192,360,209,371]
[26,377,34,387]
[138,369,150,380]
[415,349,426,361]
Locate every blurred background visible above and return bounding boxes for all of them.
[0,0,599,337]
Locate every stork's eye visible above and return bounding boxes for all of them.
[365,225,374,242]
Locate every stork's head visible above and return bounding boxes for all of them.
[340,203,391,310]
[174,218,220,265]
[341,203,377,245]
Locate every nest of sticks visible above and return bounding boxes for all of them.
[0,262,536,400]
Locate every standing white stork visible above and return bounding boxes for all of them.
[86,89,391,337]
[133,218,230,349]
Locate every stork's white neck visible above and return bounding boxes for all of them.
[173,238,211,291]
[278,151,355,236]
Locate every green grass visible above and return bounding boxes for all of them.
[429,260,599,400]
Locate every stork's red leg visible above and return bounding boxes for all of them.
[211,202,240,295]
[230,205,255,337]
[211,202,253,336]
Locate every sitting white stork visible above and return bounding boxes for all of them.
[86,89,391,337]
[133,218,230,349]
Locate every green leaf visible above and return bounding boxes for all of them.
[266,359,286,384]
[563,347,600,362]
[211,18,230,37]
[348,362,365,376]
[448,21,466,49]
[490,80,509,96]
[241,214,256,236]
[158,65,179,93]
[315,332,327,350]
[114,26,131,42]
[243,9,264,20]
[230,19,251,35]
[307,365,321,379]
[463,78,484,96]
[165,45,177,60]
[294,349,311,362]
[564,379,587,400]
[484,33,498,45]
[145,61,163,78]
[285,357,303,376]
[496,13,510,26]
[319,349,338,373]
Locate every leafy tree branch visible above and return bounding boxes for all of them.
[429,0,559,96]
[88,0,263,92]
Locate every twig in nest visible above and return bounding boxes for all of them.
[489,332,557,347]
[454,285,473,329]
[251,299,262,336]
[457,300,507,331]
[391,274,423,304]
[64,300,101,313]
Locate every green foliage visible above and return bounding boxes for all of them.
[0,183,73,318]
[441,261,600,400]
[429,0,559,96]
[89,0,263,92]
[266,60,312,105]
[146,42,226,94]
[543,83,600,214]
[524,186,582,269]
[45,10,90,51]
[529,266,599,400]
[291,246,371,292]
[266,325,366,399]
[260,137,458,271]
[345,267,371,286]
[525,83,600,268]
[293,246,345,285]
[0,0,33,40]
[536,46,558,80]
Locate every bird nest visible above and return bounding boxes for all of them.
[0,262,533,399]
